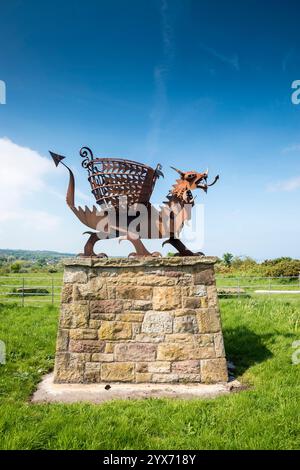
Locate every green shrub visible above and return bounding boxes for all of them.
[263,260,300,278]
[10,262,22,273]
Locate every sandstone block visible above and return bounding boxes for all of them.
[91,353,114,362]
[152,287,182,310]
[116,312,144,322]
[182,297,201,309]
[107,286,116,299]
[178,373,201,383]
[197,308,222,333]
[194,285,207,297]
[135,333,165,343]
[174,308,195,317]
[197,345,216,359]
[165,333,195,343]
[207,285,219,308]
[201,358,228,383]
[72,286,81,301]
[136,363,148,373]
[157,343,214,361]
[152,373,179,383]
[132,323,141,337]
[181,286,192,297]
[69,339,105,353]
[114,343,156,361]
[61,284,73,303]
[63,268,87,284]
[85,362,101,382]
[75,280,108,300]
[137,272,177,286]
[56,329,69,351]
[193,267,214,285]
[148,361,170,373]
[90,313,116,321]
[59,304,73,329]
[177,275,193,286]
[174,315,198,334]
[54,352,85,383]
[60,303,89,329]
[69,329,98,340]
[172,360,200,374]
[214,333,226,357]
[195,334,215,347]
[98,321,132,340]
[89,320,102,329]
[90,300,123,314]
[105,343,115,353]
[136,373,152,383]
[157,344,194,361]
[142,311,173,334]
[101,362,134,382]
[116,286,152,300]
[131,300,153,311]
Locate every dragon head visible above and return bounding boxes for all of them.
[170,166,219,204]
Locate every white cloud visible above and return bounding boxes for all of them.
[0,137,53,203]
[0,137,60,238]
[0,209,59,231]
[267,176,300,192]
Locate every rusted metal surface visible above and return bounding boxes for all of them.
[80,147,163,208]
[50,147,219,257]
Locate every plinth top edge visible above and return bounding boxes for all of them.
[63,256,218,268]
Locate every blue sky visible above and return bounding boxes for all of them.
[0,0,300,259]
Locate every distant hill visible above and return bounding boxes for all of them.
[0,249,74,261]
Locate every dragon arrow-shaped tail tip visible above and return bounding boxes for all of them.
[49,151,66,167]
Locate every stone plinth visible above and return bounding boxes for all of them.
[54,257,228,384]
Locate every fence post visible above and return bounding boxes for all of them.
[269,277,272,296]
[237,277,240,299]
[22,277,25,307]
[51,278,54,305]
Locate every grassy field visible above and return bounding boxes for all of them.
[0,296,299,450]
[0,273,62,306]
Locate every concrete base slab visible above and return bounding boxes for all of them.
[31,373,243,404]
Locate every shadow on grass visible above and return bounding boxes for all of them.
[223,326,273,375]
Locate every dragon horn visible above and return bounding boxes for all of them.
[207,175,220,187]
[155,163,164,178]
[170,166,185,177]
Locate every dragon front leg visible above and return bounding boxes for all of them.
[78,232,108,258]
[162,237,205,257]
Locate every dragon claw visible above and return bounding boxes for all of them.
[151,251,162,258]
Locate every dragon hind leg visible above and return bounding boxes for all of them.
[162,237,204,257]
[78,232,108,258]
[119,235,161,258]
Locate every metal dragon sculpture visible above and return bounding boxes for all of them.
[50,147,219,257]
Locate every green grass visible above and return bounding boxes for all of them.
[0,297,299,450]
